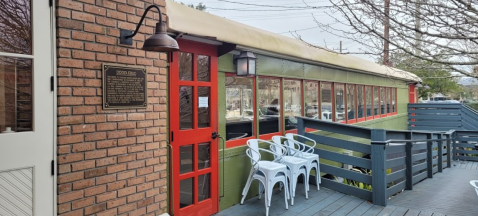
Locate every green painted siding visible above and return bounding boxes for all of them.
[217,53,412,211]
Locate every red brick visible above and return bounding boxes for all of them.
[58,172,84,184]
[58,153,84,164]
[72,50,96,60]
[117,170,136,180]
[84,203,107,215]
[107,46,127,55]
[137,197,154,208]
[107,163,127,174]
[58,164,71,174]
[58,190,84,204]
[118,56,136,64]
[85,43,107,52]
[58,116,83,126]
[57,18,83,30]
[96,157,117,167]
[127,129,145,136]
[118,186,136,197]
[127,193,144,203]
[107,180,127,191]
[58,39,84,50]
[107,10,126,20]
[85,115,106,123]
[127,113,145,120]
[84,23,105,34]
[85,150,107,159]
[72,11,95,23]
[107,114,126,121]
[85,167,107,178]
[137,135,153,143]
[128,49,145,57]
[96,191,117,203]
[136,120,153,128]
[97,53,117,62]
[58,78,84,87]
[118,203,136,214]
[71,142,95,152]
[127,160,144,170]
[128,144,144,153]
[72,69,96,78]
[85,97,102,105]
[118,122,136,129]
[58,183,72,194]
[96,174,116,185]
[58,0,83,11]
[72,179,95,190]
[96,140,117,149]
[118,137,136,146]
[58,203,71,214]
[84,185,106,197]
[58,87,71,96]
[85,132,107,141]
[71,197,95,210]
[118,154,136,163]
[107,197,127,209]
[71,160,96,172]
[137,167,153,176]
[108,147,127,156]
[84,4,106,15]
[58,145,71,155]
[96,208,118,216]
[59,209,83,216]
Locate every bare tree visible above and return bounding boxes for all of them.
[302,0,478,78]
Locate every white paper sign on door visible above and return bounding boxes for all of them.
[199,97,209,108]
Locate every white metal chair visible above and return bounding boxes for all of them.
[241,139,289,216]
[470,180,478,197]
[271,136,309,205]
[285,133,321,191]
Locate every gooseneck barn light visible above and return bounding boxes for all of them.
[119,5,179,52]
[235,51,257,76]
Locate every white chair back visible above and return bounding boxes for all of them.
[470,180,478,197]
[246,139,260,169]
[285,134,298,155]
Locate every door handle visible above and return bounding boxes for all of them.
[212,131,218,139]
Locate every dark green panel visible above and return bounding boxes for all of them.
[320,67,337,81]
[281,60,304,78]
[218,72,226,145]
[304,64,323,80]
[218,53,235,72]
[256,55,283,76]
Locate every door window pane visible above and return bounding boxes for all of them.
[346,84,356,121]
[0,57,32,133]
[0,0,32,54]
[198,143,210,170]
[373,87,379,115]
[180,145,193,174]
[225,76,254,140]
[179,52,193,81]
[386,88,391,114]
[284,80,301,130]
[392,88,396,112]
[357,85,365,118]
[258,78,281,135]
[321,83,332,121]
[180,177,193,208]
[366,86,373,118]
[197,55,210,82]
[179,86,193,130]
[198,87,210,128]
[305,81,319,119]
[380,87,386,115]
[335,84,345,122]
[198,173,210,202]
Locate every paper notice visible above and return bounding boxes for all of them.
[199,97,209,108]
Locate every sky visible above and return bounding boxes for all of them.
[176,0,371,60]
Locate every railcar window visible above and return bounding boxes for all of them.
[335,84,345,122]
[357,85,365,119]
[321,83,333,122]
[258,78,281,135]
[346,84,356,121]
[386,88,391,114]
[373,87,380,115]
[305,81,319,119]
[284,80,302,130]
[380,87,386,115]
[225,76,254,141]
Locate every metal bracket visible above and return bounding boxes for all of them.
[120,29,133,45]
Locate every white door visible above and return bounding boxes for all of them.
[0,0,55,215]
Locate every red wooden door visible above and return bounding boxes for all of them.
[169,40,219,216]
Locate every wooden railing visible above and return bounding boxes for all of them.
[296,117,453,206]
[409,103,478,131]
[454,130,478,162]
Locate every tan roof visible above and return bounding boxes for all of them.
[166,0,420,82]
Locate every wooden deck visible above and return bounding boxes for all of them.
[215,161,478,216]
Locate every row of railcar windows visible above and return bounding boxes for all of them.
[224,75,397,145]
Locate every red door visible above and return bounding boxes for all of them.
[169,40,219,216]
[409,85,416,103]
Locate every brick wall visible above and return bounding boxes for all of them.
[56,0,169,215]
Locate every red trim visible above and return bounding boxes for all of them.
[259,132,284,141]
[305,128,317,132]
[226,136,252,148]
[286,129,298,134]
[409,85,416,103]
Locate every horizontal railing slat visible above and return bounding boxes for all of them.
[408,115,461,121]
[413,172,428,185]
[409,109,462,114]
[300,117,371,139]
[320,164,372,185]
[455,149,478,154]
[432,167,438,174]
[412,162,427,173]
[412,152,427,162]
[386,157,406,169]
[386,181,406,198]
[432,151,438,157]
[455,137,478,141]
[412,122,462,127]
[455,156,478,161]
[454,143,477,148]
[386,144,406,154]
[386,169,406,184]
[412,144,427,150]
[314,148,372,169]
[305,133,371,154]
[320,178,372,201]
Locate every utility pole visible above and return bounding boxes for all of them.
[383,0,391,66]
[333,41,348,54]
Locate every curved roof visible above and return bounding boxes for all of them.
[166,0,420,82]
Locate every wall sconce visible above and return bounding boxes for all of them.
[415,82,423,88]
[119,5,179,52]
[235,51,257,76]
[423,84,430,89]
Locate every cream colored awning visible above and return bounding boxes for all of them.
[166,0,420,82]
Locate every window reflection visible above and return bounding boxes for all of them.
[386,88,391,114]
[357,85,365,119]
[346,84,355,122]
[0,57,32,133]
[258,78,281,135]
[197,55,210,82]
[225,76,254,140]
[284,80,301,130]
[334,84,345,122]
[392,88,396,112]
[0,0,32,55]
[380,87,386,115]
[373,87,379,115]
[305,81,319,119]
[321,83,332,121]
[179,52,193,81]
[366,86,373,118]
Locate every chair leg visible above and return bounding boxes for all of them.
[303,173,309,199]
[290,175,297,206]
[241,177,254,204]
[258,181,264,200]
[283,176,289,210]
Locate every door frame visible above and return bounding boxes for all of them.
[168,39,219,216]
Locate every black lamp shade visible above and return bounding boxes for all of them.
[143,22,180,52]
[236,51,256,76]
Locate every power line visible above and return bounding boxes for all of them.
[217,0,333,9]
[277,26,321,34]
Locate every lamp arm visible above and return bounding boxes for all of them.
[125,5,162,39]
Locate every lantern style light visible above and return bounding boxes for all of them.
[424,84,430,89]
[119,5,179,52]
[415,82,423,88]
[236,51,257,76]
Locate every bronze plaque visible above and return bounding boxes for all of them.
[102,64,148,109]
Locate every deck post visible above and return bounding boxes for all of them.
[446,133,452,167]
[297,117,305,143]
[427,133,433,178]
[437,133,443,172]
[371,129,387,206]
[405,132,413,190]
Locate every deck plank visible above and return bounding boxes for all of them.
[404,209,420,216]
[472,161,478,170]
[377,205,397,216]
[329,197,364,216]
[317,195,354,215]
[418,211,433,216]
[362,205,385,216]
[300,192,344,215]
[390,206,410,216]
[345,201,374,216]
